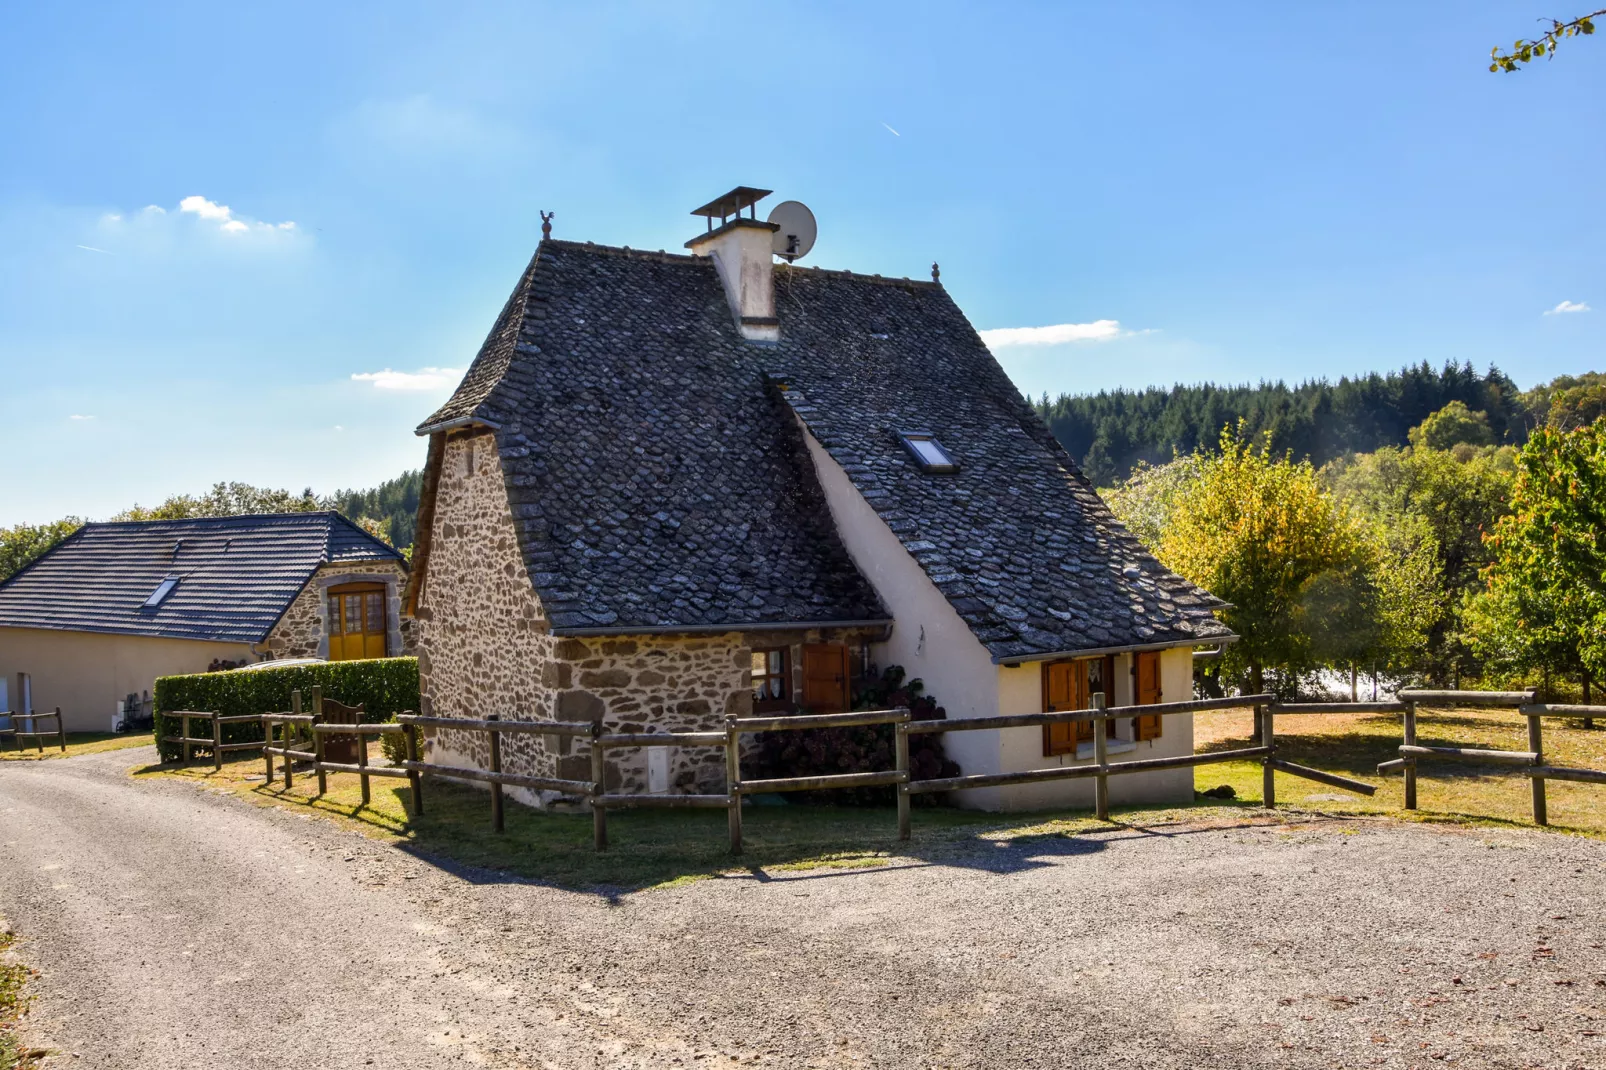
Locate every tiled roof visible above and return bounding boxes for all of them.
[420,241,888,633]
[423,240,1231,656]
[0,512,403,644]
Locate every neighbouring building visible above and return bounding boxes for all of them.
[406,187,1234,810]
[0,512,407,732]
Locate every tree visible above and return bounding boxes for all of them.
[115,481,324,521]
[1102,454,1204,548]
[1150,425,1372,697]
[1490,10,1602,72]
[1324,443,1514,683]
[1467,418,1606,697]
[0,518,84,583]
[1546,381,1606,430]
[1408,401,1493,451]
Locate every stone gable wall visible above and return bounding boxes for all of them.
[264,559,409,661]
[414,431,887,806]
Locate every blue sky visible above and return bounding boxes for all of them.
[2,1,1602,525]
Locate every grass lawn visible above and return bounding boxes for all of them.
[1192,705,1606,836]
[135,705,1606,891]
[0,732,152,763]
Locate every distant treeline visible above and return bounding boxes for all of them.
[1037,361,1532,485]
[330,470,423,552]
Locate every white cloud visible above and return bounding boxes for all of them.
[75,244,111,254]
[69,414,95,421]
[142,205,166,215]
[179,195,233,221]
[351,367,464,391]
[978,320,1128,347]
[1544,299,1590,315]
[175,194,295,233]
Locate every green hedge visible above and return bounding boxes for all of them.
[153,657,419,762]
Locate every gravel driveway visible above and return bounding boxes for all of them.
[1,746,1603,1069]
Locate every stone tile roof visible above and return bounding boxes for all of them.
[423,240,1231,656]
[0,512,403,644]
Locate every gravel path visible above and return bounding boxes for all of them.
[1,747,1604,1069]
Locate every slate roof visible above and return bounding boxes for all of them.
[421,239,1232,657]
[0,513,404,644]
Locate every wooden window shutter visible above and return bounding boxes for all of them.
[801,643,850,712]
[1135,651,1163,741]
[1042,661,1089,756]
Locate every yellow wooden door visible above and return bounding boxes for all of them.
[328,586,387,661]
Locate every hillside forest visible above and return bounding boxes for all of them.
[2,363,1602,700]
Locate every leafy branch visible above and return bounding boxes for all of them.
[1491,9,1603,71]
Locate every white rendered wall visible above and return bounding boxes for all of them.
[798,422,1199,811]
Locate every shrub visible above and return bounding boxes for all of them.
[153,657,419,762]
[750,665,961,805]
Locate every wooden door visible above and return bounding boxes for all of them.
[1042,660,1089,756]
[1135,651,1163,741]
[329,585,387,661]
[801,643,850,712]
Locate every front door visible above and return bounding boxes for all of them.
[1134,650,1164,741]
[801,643,850,712]
[328,584,388,661]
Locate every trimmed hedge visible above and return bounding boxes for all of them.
[153,657,419,763]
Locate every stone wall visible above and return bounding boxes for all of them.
[263,559,409,661]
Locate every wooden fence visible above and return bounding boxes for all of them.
[1,707,67,753]
[157,686,1606,852]
[1367,688,1606,826]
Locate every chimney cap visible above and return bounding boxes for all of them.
[690,186,772,220]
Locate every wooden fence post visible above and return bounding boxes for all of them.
[725,716,743,855]
[1402,700,1418,811]
[1092,693,1109,821]
[895,721,911,841]
[590,722,607,851]
[182,713,193,765]
[54,707,66,752]
[405,723,423,816]
[356,718,371,807]
[1528,713,1547,826]
[211,712,223,773]
[1260,703,1275,809]
[263,715,274,782]
[487,714,503,832]
[287,691,300,791]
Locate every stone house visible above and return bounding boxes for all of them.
[406,187,1234,810]
[0,512,407,731]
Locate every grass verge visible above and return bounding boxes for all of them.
[0,732,152,763]
[134,705,1605,892]
[0,927,37,1070]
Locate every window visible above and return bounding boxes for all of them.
[751,647,789,709]
[327,583,388,661]
[1042,655,1118,757]
[142,577,179,608]
[897,432,959,473]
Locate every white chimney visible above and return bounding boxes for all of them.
[685,186,779,343]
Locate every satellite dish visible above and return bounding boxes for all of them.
[767,200,817,262]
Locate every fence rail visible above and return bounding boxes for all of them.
[1,707,67,753]
[157,683,1606,853]
[1376,688,1606,826]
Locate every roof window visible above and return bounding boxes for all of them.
[143,577,179,608]
[899,432,959,473]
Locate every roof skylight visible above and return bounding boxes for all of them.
[143,577,179,608]
[899,432,959,473]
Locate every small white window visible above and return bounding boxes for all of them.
[898,432,959,473]
[143,577,179,608]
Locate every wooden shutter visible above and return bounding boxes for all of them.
[1135,651,1163,741]
[1042,661,1089,756]
[801,643,850,712]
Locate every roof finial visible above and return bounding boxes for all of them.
[540,210,554,239]
[931,261,941,283]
